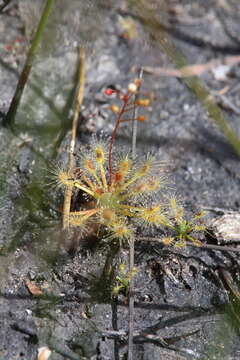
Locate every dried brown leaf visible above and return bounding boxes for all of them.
[25,280,43,296]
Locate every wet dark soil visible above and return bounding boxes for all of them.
[0,1,240,359]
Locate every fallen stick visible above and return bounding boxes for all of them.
[62,47,85,229]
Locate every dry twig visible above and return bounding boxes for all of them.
[62,47,85,229]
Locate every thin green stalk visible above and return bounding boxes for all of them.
[3,0,54,128]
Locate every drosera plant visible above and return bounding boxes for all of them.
[54,78,172,242]
[112,263,138,297]
[162,197,206,247]
[53,77,206,247]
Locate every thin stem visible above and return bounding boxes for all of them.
[132,68,143,159]
[111,298,120,360]
[108,94,132,186]
[70,208,100,217]
[4,0,54,128]
[186,235,201,246]
[121,105,139,112]
[100,165,108,190]
[69,208,100,226]
[92,172,102,187]
[73,182,94,197]
[127,237,135,360]
[81,175,95,191]
[115,173,140,192]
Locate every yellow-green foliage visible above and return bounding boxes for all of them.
[57,139,168,241]
[163,197,206,247]
[112,264,138,297]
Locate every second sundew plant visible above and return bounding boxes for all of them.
[55,78,205,246]
[112,264,138,297]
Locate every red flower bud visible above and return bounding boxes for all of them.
[104,88,115,96]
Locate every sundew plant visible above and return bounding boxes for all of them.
[54,79,205,246]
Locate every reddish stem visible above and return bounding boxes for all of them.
[108,93,131,186]
[122,105,138,112]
